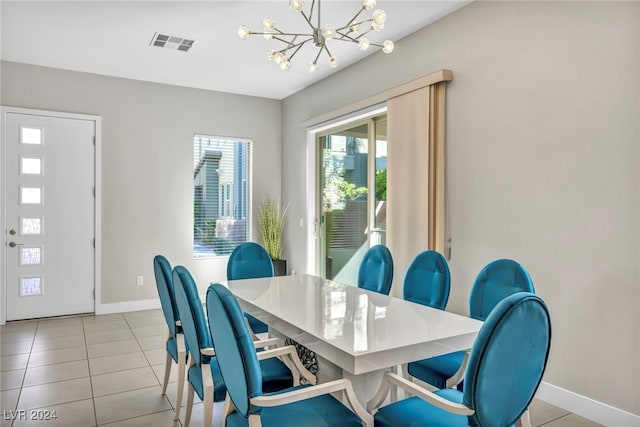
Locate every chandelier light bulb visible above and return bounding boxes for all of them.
[372,22,384,31]
[328,56,338,68]
[280,59,291,70]
[362,0,376,10]
[382,40,394,54]
[237,25,251,40]
[289,0,304,13]
[322,24,336,40]
[274,52,285,65]
[357,38,370,51]
[267,49,276,61]
[349,23,361,33]
[262,18,275,31]
[372,9,386,26]
[308,62,318,73]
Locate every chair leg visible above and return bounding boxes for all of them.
[174,336,187,421]
[516,409,533,427]
[161,350,172,395]
[184,385,195,427]
[203,364,214,427]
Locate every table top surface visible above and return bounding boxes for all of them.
[227,274,482,375]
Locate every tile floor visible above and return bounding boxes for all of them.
[1,309,601,426]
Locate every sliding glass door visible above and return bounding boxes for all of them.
[316,115,387,284]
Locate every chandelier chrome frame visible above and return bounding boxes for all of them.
[238,0,394,73]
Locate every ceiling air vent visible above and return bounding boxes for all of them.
[150,32,194,52]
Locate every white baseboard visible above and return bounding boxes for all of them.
[536,382,640,426]
[96,298,161,315]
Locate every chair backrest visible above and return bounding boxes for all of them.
[206,283,263,418]
[153,255,179,336]
[173,266,212,367]
[357,244,394,295]
[469,259,534,321]
[463,292,551,426]
[227,242,274,280]
[402,250,450,310]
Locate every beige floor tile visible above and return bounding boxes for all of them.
[178,401,225,427]
[530,399,571,426]
[0,332,35,344]
[1,340,33,356]
[1,353,29,371]
[151,363,177,385]
[143,348,167,366]
[94,385,171,425]
[136,335,166,351]
[164,380,201,409]
[12,399,96,427]
[37,317,83,330]
[1,322,38,333]
[96,409,179,426]
[82,313,125,325]
[1,388,20,410]
[1,369,25,391]
[27,346,87,368]
[87,340,140,359]
[89,352,150,376]
[83,320,130,334]
[92,366,159,397]
[32,335,85,352]
[125,315,165,329]
[17,377,92,410]
[34,325,84,340]
[23,360,89,387]
[122,310,163,320]
[85,329,135,345]
[541,414,604,427]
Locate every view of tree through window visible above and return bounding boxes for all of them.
[193,135,251,258]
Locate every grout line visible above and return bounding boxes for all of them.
[82,318,100,427]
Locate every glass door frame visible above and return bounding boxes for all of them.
[313,113,387,279]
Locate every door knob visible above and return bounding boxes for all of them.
[9,241,23,248]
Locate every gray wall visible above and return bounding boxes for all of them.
[1,61,282,302]
[281,1,639,415]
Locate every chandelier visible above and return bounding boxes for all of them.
[237,0,394,73]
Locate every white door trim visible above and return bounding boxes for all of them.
[1,106,102,325]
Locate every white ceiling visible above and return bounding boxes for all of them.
[1,1,469,100]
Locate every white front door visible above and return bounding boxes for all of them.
[3,109,96,321]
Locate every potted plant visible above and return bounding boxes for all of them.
[257,197,289,276]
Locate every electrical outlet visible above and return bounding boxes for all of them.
[136,276,144,286]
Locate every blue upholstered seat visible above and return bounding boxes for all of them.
[227,242,274,334]
[152,255,187,421]
[403,250,450,310]
[408,258,535,390]
[206,283,373,427]
[358,245,394,295]
[173,266,294,427]
[373,292,551,427]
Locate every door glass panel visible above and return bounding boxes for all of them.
[373,117,388,245]
[320,122,369,283]
[20,277,43,296]
[20,247,42,265]
[20,127,42,145]
[21,157,42,175]
[21,217,42,235]
[20,187,42,204]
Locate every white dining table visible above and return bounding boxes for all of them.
[226,274,482,404]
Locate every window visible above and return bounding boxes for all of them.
[193,135,252,258]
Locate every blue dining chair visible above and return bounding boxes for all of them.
[370,292,551,427]
[152,255,187,421]
[402,250,451,310]
[408,258,535,390]
[173,265,295,427]
[357,244,394,295]
[206,283,373,427]
[227,242,274,335]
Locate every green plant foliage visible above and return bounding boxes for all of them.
[375,169,387,201]
[257,197,288,260]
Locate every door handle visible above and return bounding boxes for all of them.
[9,241,24,248]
